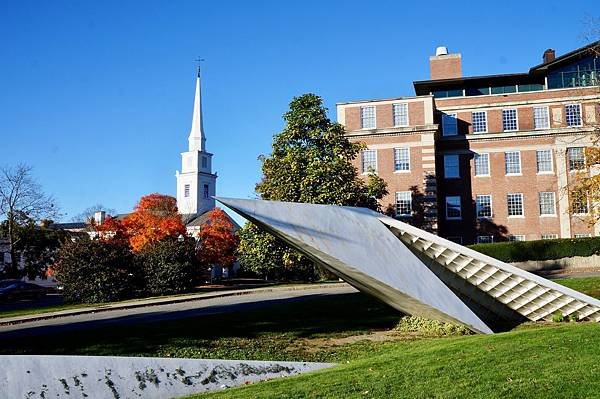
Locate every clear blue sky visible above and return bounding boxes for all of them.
[1,1,597,221]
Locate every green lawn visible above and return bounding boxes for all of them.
[195,323,600,399]
[2,277,600,398]
[554,276,600,299]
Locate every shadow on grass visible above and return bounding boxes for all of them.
[0,292,401,360]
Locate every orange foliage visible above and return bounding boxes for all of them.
[197,208,238,268]
[115,193,187,251]
[94,216,129,244]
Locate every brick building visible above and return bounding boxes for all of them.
[337,42,599,244]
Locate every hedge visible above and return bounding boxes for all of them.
[467,237,600,263]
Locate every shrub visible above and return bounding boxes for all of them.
[395,315,473,336]
[54,238,138,303]
[137,237,199,295]
[468,237,600,263]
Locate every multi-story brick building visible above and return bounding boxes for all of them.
[337,42,599,244]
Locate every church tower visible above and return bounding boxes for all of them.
[176,68,217,216]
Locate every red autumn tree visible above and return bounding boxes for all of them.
[197,208,238,270]
[93,215,129,245]
[121,193,187,252]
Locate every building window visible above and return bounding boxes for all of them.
[476,195,492,218]
[393,103,409,126]
[568,147,585,171]
[184,184,190,198]
[472,111,487,133]
[444,154,460,178]
[474,153,490,176]
[502,109,518,131]
[533,106,550,129]
[203,184,209,199]
[505,151,521,175]
[395,191,412,216]
[393,148,410,172]
[565,104,582,127]
[508,235,526,242]
[507,193,524,217]
[539,192,556,216]
[574,233,592,238]
[202,156,207,168]
[536,150,553,173]
[572,194,589,214]
[541,234,558,240]
[477,235,494,244]
[442,113,458,136]
[360,106,376,129]
[445,196,462,220]
[361,149,377,173]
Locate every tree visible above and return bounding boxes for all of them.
[0,164,58,277]
[197,208,238,272]
[53,238,138,303]
[238,94,388,280]
[71,204,116,223]
[116,193,186,252]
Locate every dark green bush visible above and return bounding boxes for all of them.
[468,237,600,263]
[54,239,139,303]
[137,237,199,295]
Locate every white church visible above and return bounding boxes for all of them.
[175,68,222,233]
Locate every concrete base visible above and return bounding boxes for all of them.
[0,355,333,398]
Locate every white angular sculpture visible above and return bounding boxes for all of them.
[217,198,600,333]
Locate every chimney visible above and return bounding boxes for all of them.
[429,46,462,80]
[543,49,555,64]
[94,211,106,225]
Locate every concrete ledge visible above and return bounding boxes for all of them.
[0,283,349,326]
[512,254,600,274]
[0,355,334,398]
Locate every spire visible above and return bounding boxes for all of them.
[188,66,206,152]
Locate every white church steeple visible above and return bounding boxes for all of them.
[176,67,217,217]
[188,67,206,152]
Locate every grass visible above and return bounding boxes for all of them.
[0,292,401,362]
[3,277,600,398]
[194,323,600,399]
[554,277,600,299]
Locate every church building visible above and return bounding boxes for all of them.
[176,68,218,232]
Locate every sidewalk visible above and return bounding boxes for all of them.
[0,282,348,326]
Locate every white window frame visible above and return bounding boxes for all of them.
[502,108,519,132]
[471,111,488,134]
[442,113,458,136]
[395,191,412,217]
[477,235,494,244]
[572,194,590,215]
[504,151,522,175]
[444,154,460,179]
[536,149,553,174]
[184,184,190,198]
[360,106,376,129]
[567,147,586,171]
[445,196,462,220]
[361,149,377,174]
[565,103,582,127]
[393,147,410,173]
[474,153,490,176]
[574,233,592,238]
[533,106,550,130]
[475,194,493,219]
[541,234,558,240]
[539,192,556,216]
[507,193,524,217]
[508,235,526,242]
[392,103,409,127]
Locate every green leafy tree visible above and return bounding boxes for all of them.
[238,93,388,280]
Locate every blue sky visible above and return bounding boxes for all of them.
[1,1,597,221]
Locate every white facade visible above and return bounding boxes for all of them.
[176,69,217,216]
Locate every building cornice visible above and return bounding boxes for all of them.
[345,124,438,139]
[439,127,597,143]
